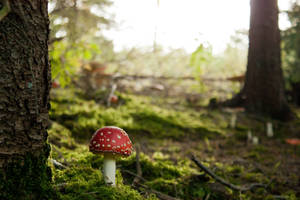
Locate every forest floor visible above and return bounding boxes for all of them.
[48,88,300,200]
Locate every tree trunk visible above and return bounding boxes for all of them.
[226,0,293,121]
[0,1,54,199]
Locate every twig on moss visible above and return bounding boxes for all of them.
[134,182,181,200]
[50,159,67,169]
[123,170,181,200]
[123,170,147,183]
[191,155,267,192]
[272,195,288,199]
[53,182,68,191]
[204,193,210,200]
[132,143,143,186]
[51,145,70,166]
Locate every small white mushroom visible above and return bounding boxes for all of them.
[252,136,259,145]
[266,122,274,138]
[230,113,237,128]
[247,130,252,142]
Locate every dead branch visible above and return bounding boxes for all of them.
[50,159,67,169]
[191,155,267,192]
[204,193,210,200]
[123,170,147,183]
[49,36,65,44]
[51,145,70,166]
[272,195,289,199]
[132,143,143,185]
[94,74,226,82]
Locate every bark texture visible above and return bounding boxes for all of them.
[0,1,53,199]
[227,0,292,120]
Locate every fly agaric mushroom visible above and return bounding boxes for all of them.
[89,126,133,186]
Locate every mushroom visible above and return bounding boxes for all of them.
[89,126,133,186]
[266,122,274,138]
[109,95,118,104]
[223,107,244,129]
[247,130,252,142]
[252,136,259,145]
[230,113,237,128]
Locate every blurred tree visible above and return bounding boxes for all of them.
[49,0,115,86]
[49,0,112,42]
[282,2,300,105]
[0,1,54,199]
[227,0,293,120]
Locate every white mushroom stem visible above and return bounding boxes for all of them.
[252,136,259,145]
[230,113,237,128]
[266,122,274,137]
[247,130,252,142]
[103,155,116,186]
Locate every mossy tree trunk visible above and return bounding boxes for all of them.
[0,1,53,199]
[227,0,293,121]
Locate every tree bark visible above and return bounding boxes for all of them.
[0,1,53,199]
[226,0,293,121]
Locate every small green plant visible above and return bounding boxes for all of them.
[50,40,101,87]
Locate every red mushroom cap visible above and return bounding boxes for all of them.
[89,126,133,156]
[110,95,118,103]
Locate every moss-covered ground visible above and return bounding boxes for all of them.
[48,89,300,200]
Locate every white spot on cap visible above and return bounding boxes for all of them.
[117,145,120,148]
[107,144,111,147]
[127,141,130,144]
[96,144,100,147]
[102,144,105,147]
[117,135,121,139]
[108,131,111,134]
[112,140,116,143]
[107,139,110,142]
[100,132,103,136]
[93,141,96,144]
[124,144,126,147]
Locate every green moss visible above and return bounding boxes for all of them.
[50,93,224,141]
[52,152,158,200]
[118,153,190,181]
[242,172,264,182]
[0,144,56,200]
[47,90,300,200]
[234,130,248,141]
[48,122,77,149]
[55,167,154,199]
